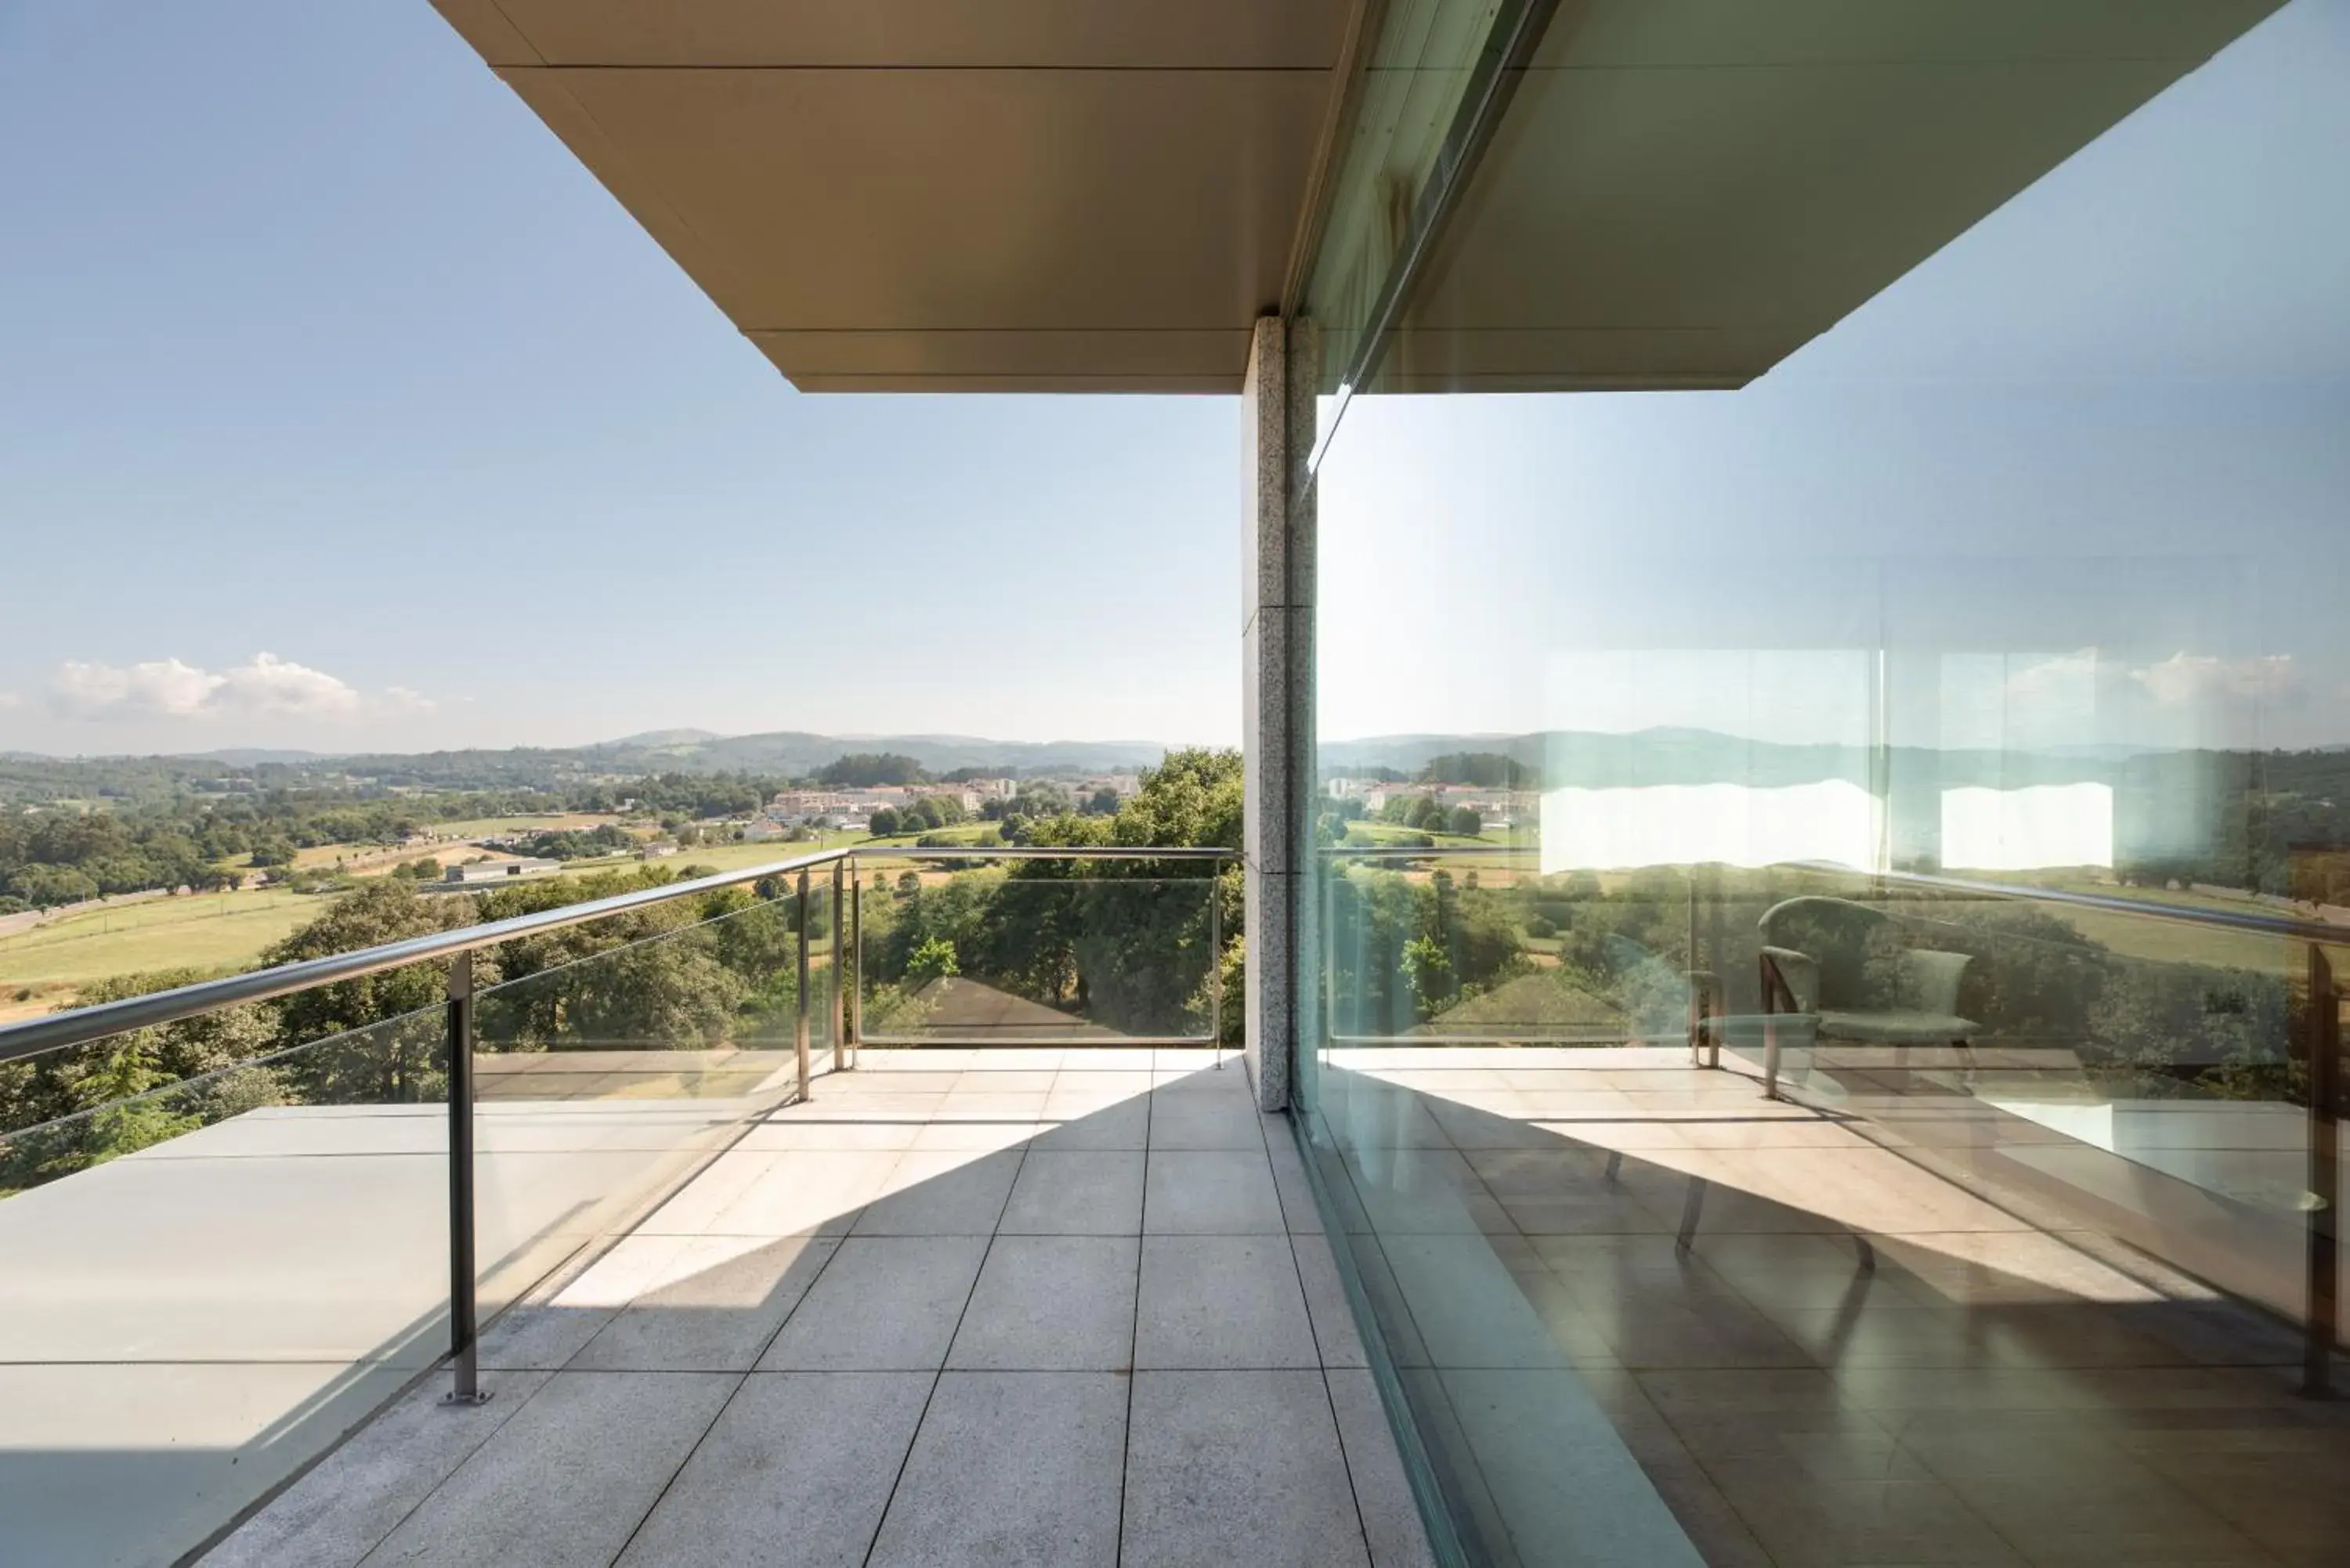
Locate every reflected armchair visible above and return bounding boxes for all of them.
[1756,896,1977,1099]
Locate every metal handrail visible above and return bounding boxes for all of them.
[1789,861,2350,948]
[0,845,852,1064]
[1322,844,1524,858]
[1318,844,2350,945]
[0,842,1237,1064]
[857,844,1231,861]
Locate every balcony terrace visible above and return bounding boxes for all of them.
[5,845,2347,1568]
[191,1048,1427,1568]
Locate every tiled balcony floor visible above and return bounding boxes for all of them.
[1310,1048,2350,1568]
[205,1051,1431,1568]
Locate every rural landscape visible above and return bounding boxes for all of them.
[4,723,2343,1196]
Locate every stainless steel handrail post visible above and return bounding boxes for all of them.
[443,951,488,1405]
[794,869,813,1102]
[831,858,849,1073]
[1209,872,1224,1069]
[2308,940,2341,1398]
[848,865,863,1066]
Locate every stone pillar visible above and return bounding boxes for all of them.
[1242,316,1314,1112]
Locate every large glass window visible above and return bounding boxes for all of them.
[1295,2,2350,1562]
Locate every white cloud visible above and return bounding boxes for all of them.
[2002,649,2102,710]
[380,686,436,716]
[2130,652,2301,709]
[0,691,22,711]
[45,653,432,724]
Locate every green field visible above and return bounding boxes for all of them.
[426,812,627,840]
[1895,878,2326,977]
[2046,905,2309,977]
[1343,823,1514,851]
[562,829,875,876]
[0,889,322,995]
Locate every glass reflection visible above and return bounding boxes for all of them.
[1295,1,2350,1562]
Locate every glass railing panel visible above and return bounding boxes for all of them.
[810,875,837,1068]
[0,1003,449,1567]
[851,865,1220,1046]
[1325,851,1719,1047]
[468,887,808,1329]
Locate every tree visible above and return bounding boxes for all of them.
[0,969,280,1190]
[819,753,928,787]
[6,863,96,908]
[262,881,480,1104]
[1446,805,1483,836]
[1400,935,1455,1018]
[996,749,1244,1039]
[1418,751,1536,789]
[868,807,902,836]
[906,936,960,985]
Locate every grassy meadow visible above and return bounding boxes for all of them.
[0,887,320,999]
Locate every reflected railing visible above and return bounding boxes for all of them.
[1752,861,2344,1398]
[0,843,1233,1568]
[1314,843,2345,1394]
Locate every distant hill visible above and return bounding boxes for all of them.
[600,728,723,749]
[1321,728,2186,786]
[185,747,339,765]
[613,732,1170,776]
[263,731,1175,789]
[0,730,1182,800]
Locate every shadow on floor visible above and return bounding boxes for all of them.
[196,1052,1430,1568]
[1305,1058,2350,1568]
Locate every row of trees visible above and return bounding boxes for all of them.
[818,753,928,787]
[511,824,636,861]
[0,808,240,909]
[0,769,800,911]
[862,751,1242,1041]
[1376,796,1486,836]
[866,795,970,836]
[1417,751,1537,789]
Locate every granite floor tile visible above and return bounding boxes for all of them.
[360,1371,736,1568]
[1123,1370,1369,1567]
[1032,1097,1152,1151]
[1148,1086,1268,1151]
[1292,1229,1369,1369]
[569,1234,837,1371]
[614,1372,931,1568]
[707,1151,896,1237]
[949,1235,1140,1371]
[200,1371,553,1568]
[1325,1369,1435,1568]
[475,1301,617,1372]
[1137,1234,1318,1370]
[852,1149,1022,1236]
[867,1372,1126,1567]
[998,1150,1145,1234]
[759,1236,986,1371]
[1144,1149,1284,1234]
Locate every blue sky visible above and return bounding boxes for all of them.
[0,1,1242,754]
[4,2,2345,760]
